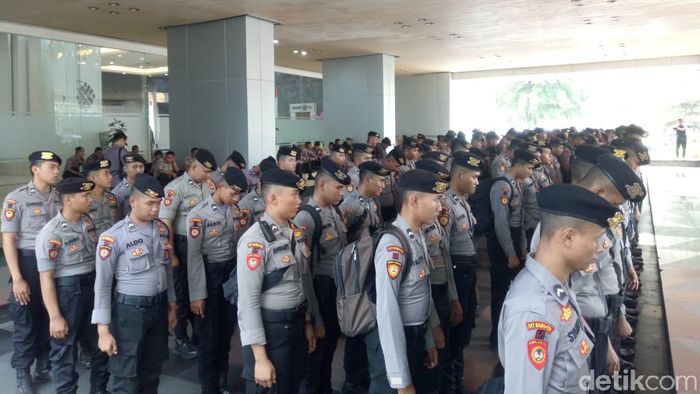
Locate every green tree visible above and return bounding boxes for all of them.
[668,99,700,130]
[497,79,586,127]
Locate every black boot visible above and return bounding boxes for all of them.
[16,369,34,394]
[172,338,198,360]
[32,358,51,383]
[218,374,231,394]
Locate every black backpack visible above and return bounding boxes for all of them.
[468,176,511,236]
[222,220,293,305]
[333,224,412,337]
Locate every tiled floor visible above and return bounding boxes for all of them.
[0,165,692,393]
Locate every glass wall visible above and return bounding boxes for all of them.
[0,31,167,200]
[274,72,325,146]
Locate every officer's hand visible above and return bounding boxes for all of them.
[606,343,620,375]
[50,316,69,339]
[170,253,180,268]
[507,256,520,269]
[305,323,316,353]
[450,300,463,326]
[398,384,416,394]
[425,347,438,369]
[432,326,445,350]
[190,300,205,318]
[254,357,276,388]
[627,268,640,291]
[98,333,118,356]
[617,315,633,337]
[168,303,178,331]
[315,324,326,339]
[12,277,31,305]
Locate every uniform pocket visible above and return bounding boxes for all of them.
[126,248,150,273]
[28,207,48,230]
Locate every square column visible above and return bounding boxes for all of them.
[167,15,275,165]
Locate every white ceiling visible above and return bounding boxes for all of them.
[2,0,700,74]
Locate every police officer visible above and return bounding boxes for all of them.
[160,148,217,359]
[92,174,177,393]
[328,143,349,169]
[488,149,539,348]
[276,146,299,173]
[238,157,278,233]
[499,184,622,393]
[345,143,374,196]
[378,149,405,223]
[374,169,444,394]
[522,144,549,246]
[399,138,420,173]
[187,168,248,394]
[367,131,382,162]
[237,168,316,394]
[340,161,387,242]
[414,159,459,394]
[111,153,146,219]
[491,141,518,178]
[295,157,350,394]
[84,159,120,236]
[3,151,61,392]
[36,178,109,393]
[442,152,483,393]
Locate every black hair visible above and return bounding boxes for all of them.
[166,151,175,156]
[540,212,591,240]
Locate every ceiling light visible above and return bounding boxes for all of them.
[139,65,144,68]
[401,25,411,29]
[273,39,279,44]
[394,22,403,25]
[417,18,427,23]
[618,43,625,47]
[449,33,457,36]
[88,6,99,10]
[575,3,583,6]
[128,7,139,11]
[300,50,308,56]
[109,11,119,15]
[606,0,616,2]
[109,61,114,65]
[122,72,126,75]
[108,2,119,6]
[494,54,501,57]
[140,57,144,61]
[117,54,122,57]
[424,21,434,26]
[293,49,299,54]
[165,73,168,76]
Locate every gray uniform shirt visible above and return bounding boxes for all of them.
[423,219,458,305]
[36,212,97,278]
[160,172,214,236]
[236,212,309,346]
[339,189,382,242]
[522,175,540,231]
[238,188,266,233]
[104,145,127,188]
[491,153,511,178]
[88,191,120,236]
[186,195,242,301]
[490,175,526,257]
[375,215,435,389]
[444,189,477,256]
[91,217,176,324]
[111,178,133,219]
[379,172,400,210]
[499,256,594,394]
[2,181,60,250]
[294,198,348,278]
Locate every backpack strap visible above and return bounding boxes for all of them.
[258,219,292,292]
[346,203,370,238]
[299,204,326,267]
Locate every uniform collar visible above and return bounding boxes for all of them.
[206,194,225,214]
[183,171,201,187]
[393,215,416,241]
[57,211,82,232]
[123,215,152,234]
[525,255,570,307]
[261,212,290,235]
[27,180,55,196]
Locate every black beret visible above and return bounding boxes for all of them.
[277,145,299,159]
[261,168,306,191]
[621,139,650,164]
[259,156,278,173]
[423,138,436,147]
[445,130,457,139]
[111,131,127,142]
[512,149,540,167]
[358,161,390,177]
[436,135,445,142]
[195,148,217,170]
[415,160,450,182]
[398,169,448,194]
[352,143,374,155]
[227,151,247,169]
[538,184,622,229]
[452,137,469,150]
[387,148,406,165]
[525,143,542,154]
[610,147,628,160]
[422,151,449,164]
[537,140,552,150]
[457,131,466,140]
[508,140,523,150]
[381,137,391,145]
[319,156,351,185]
[624,124,649,138]
[416,133,426,140]
[123,153,147,165]
[471,131,485,141]
[549,137,564,147]
[133,174,164,199]
[223,167,248,193]
[83,159,111,174]
[29,151,62,165]
[452,151,484,172]
[368,131,380,138]
[56,177,95,195]
[332,143,348,154]
[574,145,610,164]
[486,131,499,140]
[596,154,646,202]
[402,136,419,149]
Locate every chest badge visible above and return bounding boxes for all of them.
[438,214,449,227]
[579,339,590,356]
[70,244,80,253]
[32,208,42,215]
[324,232,334,241]
[209,228,220,237]
[189,198,198,206]
[239,217,248,226]
[527,339,548,370]
[282,255,291,264]
[560,304,573,322]
[132,248,144,257]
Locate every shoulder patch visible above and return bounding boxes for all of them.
[527,339,548,370]
[246,253,261,271]
[100,235,115,245]
[526,321,555,334]
[386,245,404,255]
[387,260,402,279]
[4,208,16,220]
[247,241,264,250]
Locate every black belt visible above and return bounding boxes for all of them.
[260,303,307,323]
[116,291,168,307]
[404,321,430,331]
[19,249,36,257]
[175,234,187,243]
[204,256,235,265]
[451,254,477,265]
[55,272,95,286]
[431,283,448,294]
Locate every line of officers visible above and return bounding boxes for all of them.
[1,124,650,394]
